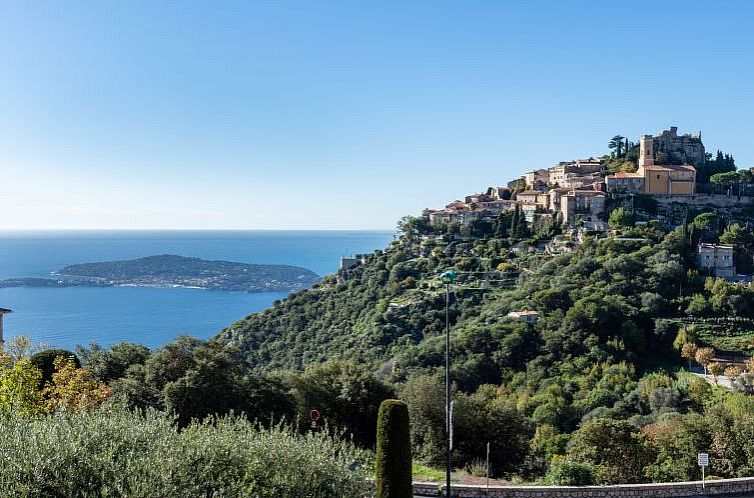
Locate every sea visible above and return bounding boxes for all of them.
[0,230,394,351]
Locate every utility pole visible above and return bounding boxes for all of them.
[440,270,457,498]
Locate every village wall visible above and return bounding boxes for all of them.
[652,193,754,208]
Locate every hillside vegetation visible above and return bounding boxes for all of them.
[214,213,754,482]
[8,211,754,487]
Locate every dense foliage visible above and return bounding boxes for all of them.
[0,409,369,498]
[7,202,754,487]
[73,339,393,448]
[1,344,109,415]
[213,213,754,483]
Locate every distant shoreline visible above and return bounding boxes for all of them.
[0,277,303,293]
[0,228,396,234]
[1,254,322,293]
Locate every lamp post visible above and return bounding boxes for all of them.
[440,270,457,498]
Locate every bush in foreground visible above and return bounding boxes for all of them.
[543,460,597,486]
[0,409,369,498]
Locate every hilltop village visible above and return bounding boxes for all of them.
[226,126,754,488]
[420,126,752,279]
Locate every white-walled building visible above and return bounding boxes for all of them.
[507,310,540,324]
[698,243,735,277]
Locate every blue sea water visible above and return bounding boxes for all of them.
[0,230,394,350]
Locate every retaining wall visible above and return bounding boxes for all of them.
[411,477,754,497]
[652,194,754,208]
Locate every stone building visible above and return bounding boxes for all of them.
[561,171,603,189]
[465,193,491,204]
[561,190,606,226]
[638,134,696,195]
[427,209,474,225]
[524,169,549,187]
[516,190,541,205]
[0,308,11,345]
[547,188,571,212]
[642,163,696,195]
[653,126,705,168]
[475,199,517,212]
[486,186,509,200]
[340,255,367,271]
[698,243,735,277]
[548,159,603,187]
[606,171,645,193]
[606,129,698,195]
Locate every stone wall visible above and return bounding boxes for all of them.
[411,477,754,497]
[652,193,754,209]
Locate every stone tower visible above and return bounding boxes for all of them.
[653,127,706,168]
[0,308,12,346]
[639,135,655,170]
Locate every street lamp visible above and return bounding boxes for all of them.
[440,269,457,498]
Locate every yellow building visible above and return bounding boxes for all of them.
[636,134,696,195]
[641,164,696,195]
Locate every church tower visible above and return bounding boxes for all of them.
[638,134,654,171]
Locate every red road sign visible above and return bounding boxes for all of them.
[310,409,320,421]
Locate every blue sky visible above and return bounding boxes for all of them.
[0,0,752,229]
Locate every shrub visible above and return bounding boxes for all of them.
[567,418,652,484]
[466,458,487,477]
[29,349,80,387]
[0,409,369,498]
[543,460,597,485]
[376,399,412,498]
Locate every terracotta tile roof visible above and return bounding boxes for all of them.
[609,172,643,178]
[643,164,696,172]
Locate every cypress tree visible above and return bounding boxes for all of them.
[375,399,412,498]
[510,205,520,239]
[494,212,506,239]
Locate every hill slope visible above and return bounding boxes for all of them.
[220,221,708,387]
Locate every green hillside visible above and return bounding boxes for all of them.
[213,214,754,482]
[221,219,695,381]
[51,211,754,484]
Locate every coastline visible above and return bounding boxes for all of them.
[0,230,394,349]
[0,278,311,293]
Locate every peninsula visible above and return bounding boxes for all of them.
[0,255,321,293]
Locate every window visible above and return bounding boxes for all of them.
[657,174,661,179]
